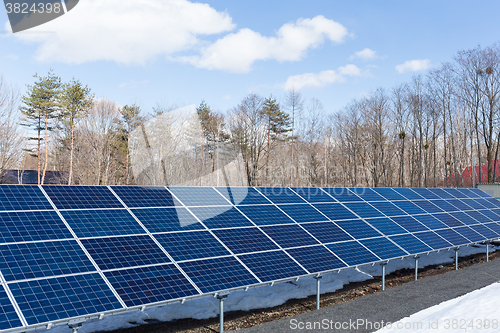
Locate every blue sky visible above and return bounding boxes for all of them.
[1,0,500,115]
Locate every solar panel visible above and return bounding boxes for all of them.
[1,184,499,332]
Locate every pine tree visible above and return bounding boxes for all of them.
[20,70,62,184]
[61,78,94,185]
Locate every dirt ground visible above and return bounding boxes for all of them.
[104,245,500,333]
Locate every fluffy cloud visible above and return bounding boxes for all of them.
[180,15,349,73]
[9,0,235,64]
[349,48,377,61]
[395,59,431,74]
[284,64,361,90]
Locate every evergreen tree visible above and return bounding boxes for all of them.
[20,70,62,184]
[61,78,94,185]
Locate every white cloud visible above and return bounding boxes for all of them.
[284,64,361,90]
[4,54,19,60]
[350,48,377,61]
[10,0,235,64]
[395,59,431,74]
[179,15,349,73]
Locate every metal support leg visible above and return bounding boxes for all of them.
[313,276,322,310]
[486,242,489,262]
[414,256,419,281]
[68,323,82,333]
[455,248,459,270]
[217,295,228,333]
[381,262,387,291]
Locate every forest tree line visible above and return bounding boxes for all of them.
[0,43,499,187]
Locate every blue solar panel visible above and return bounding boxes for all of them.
[392,188,424,200]
[434,229,470,246]
[155,231,230,261]
[389,234,432,254]
[366,217,407,236]
[443,188,466,198]
[413,214,448,230]
[430,200,460,212]
[61,209,144,238]
[411,188,440,199]
[0,211,72,244]
[474,199,497,209]
[482,223,500,235]
[343,202,384,218]
[216,187,270,205]
[238,250,307,282]
[464,211,491,223]
[300,222,353,243]
[429,188,456,199]
[111,186,178,208]
[237,205,294,225]
[290,187,336,203]
[168,187,229,206]
[453,226,485,243]
[470,188,491,198]
[492,208,500,216]
[486,199,500,208]
[460,188,481,198]
[105,264,199,306]
[213,228,279,254]
[334,219,381,239]
[326,241,380,266]
[261,225,319,248]
[390,216,428,232]
[449,212,479,226]
[277,204,328,223]
[461,199,486,209]
[286,246,345,273]
[447,199,473,211]
[132,207,204,232]
[0,240,95,281]
[179,257,259,292]
[0,287,22,330]
[82,235,170,270]
[10,274,122,325]
[413,231,452,250]
[256,187,306,204]
[321,188,362,202]
[393,201,426,215]
[360,237,408,259]
[348,188,385,201]
[372,188,407,201]
[369,201,406,217]
[43,185,123,209]
[0,185,52,211]
[189,206,253,228]
[470,224,500,239]
[413,201,443,213]
[432,213,464,227]
[312,203,357,221]
[480,210,500,222]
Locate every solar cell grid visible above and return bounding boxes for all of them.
[256,187,306,204]
[428,188,455,199]
[476,209,500,222]
[334,219,381,239]
[0,211,72,244]
[189,206,253,228]
[291,187,336,203]
[446,199,473,211]
[413,231,452,250]
[474,199,498,209]
[216,187,270,205]
[411,188,440,199]
[483,223,500,234]
[449,212,479,226]
[277,204,328,223]
[261,225,319,248]
[0,240,95,281]
[155,231,230,261]
[435,229,470,246]
[286,246,345,273]
[299,222,353,243]
[168,187,229,206]
[212,228,279,254]
[461,199,486,210]
[365,217,407,236]
[470,224,499,239]
[43,185,123,209]
[0,287,22,330]
[105,264,199,307]
[430,200,459,212]
[237,205,294,225]
[0,185,52,211]
[470,188,491,198]
[464,211,492,224]
[132,207,204,233]
[368,201,406,217]
[413,201,443,214]
[10,273,122,325]
[238,251,307,282]
[179,257,259,293]
[321,188,362,202]
[82,235,170,270]
[392,188,424,200]
[111,186,178,208]
[413,214,448,230]
[487,199,500,208]
[432,213,464,227]
[459,188,481,198]
[343,202,384,219]
[326,241,379,266]
[312,203,357,221]
[360,237,408,259]
[371,188,406,201]
[390,216,428,232]
[389,234,432,254]
[62,209,144,238]
[393,201,426,215]
[453,226,485,243]
[443,188,467,198]
[348,188,385,201]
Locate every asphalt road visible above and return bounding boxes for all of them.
[234,257,500,333]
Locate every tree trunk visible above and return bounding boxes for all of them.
[41,108,49,185]
[68,122,75,185]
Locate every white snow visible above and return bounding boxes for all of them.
[42,244,495,333]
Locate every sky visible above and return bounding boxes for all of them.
[1,0,500,116]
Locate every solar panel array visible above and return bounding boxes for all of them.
[1,185,500,332]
